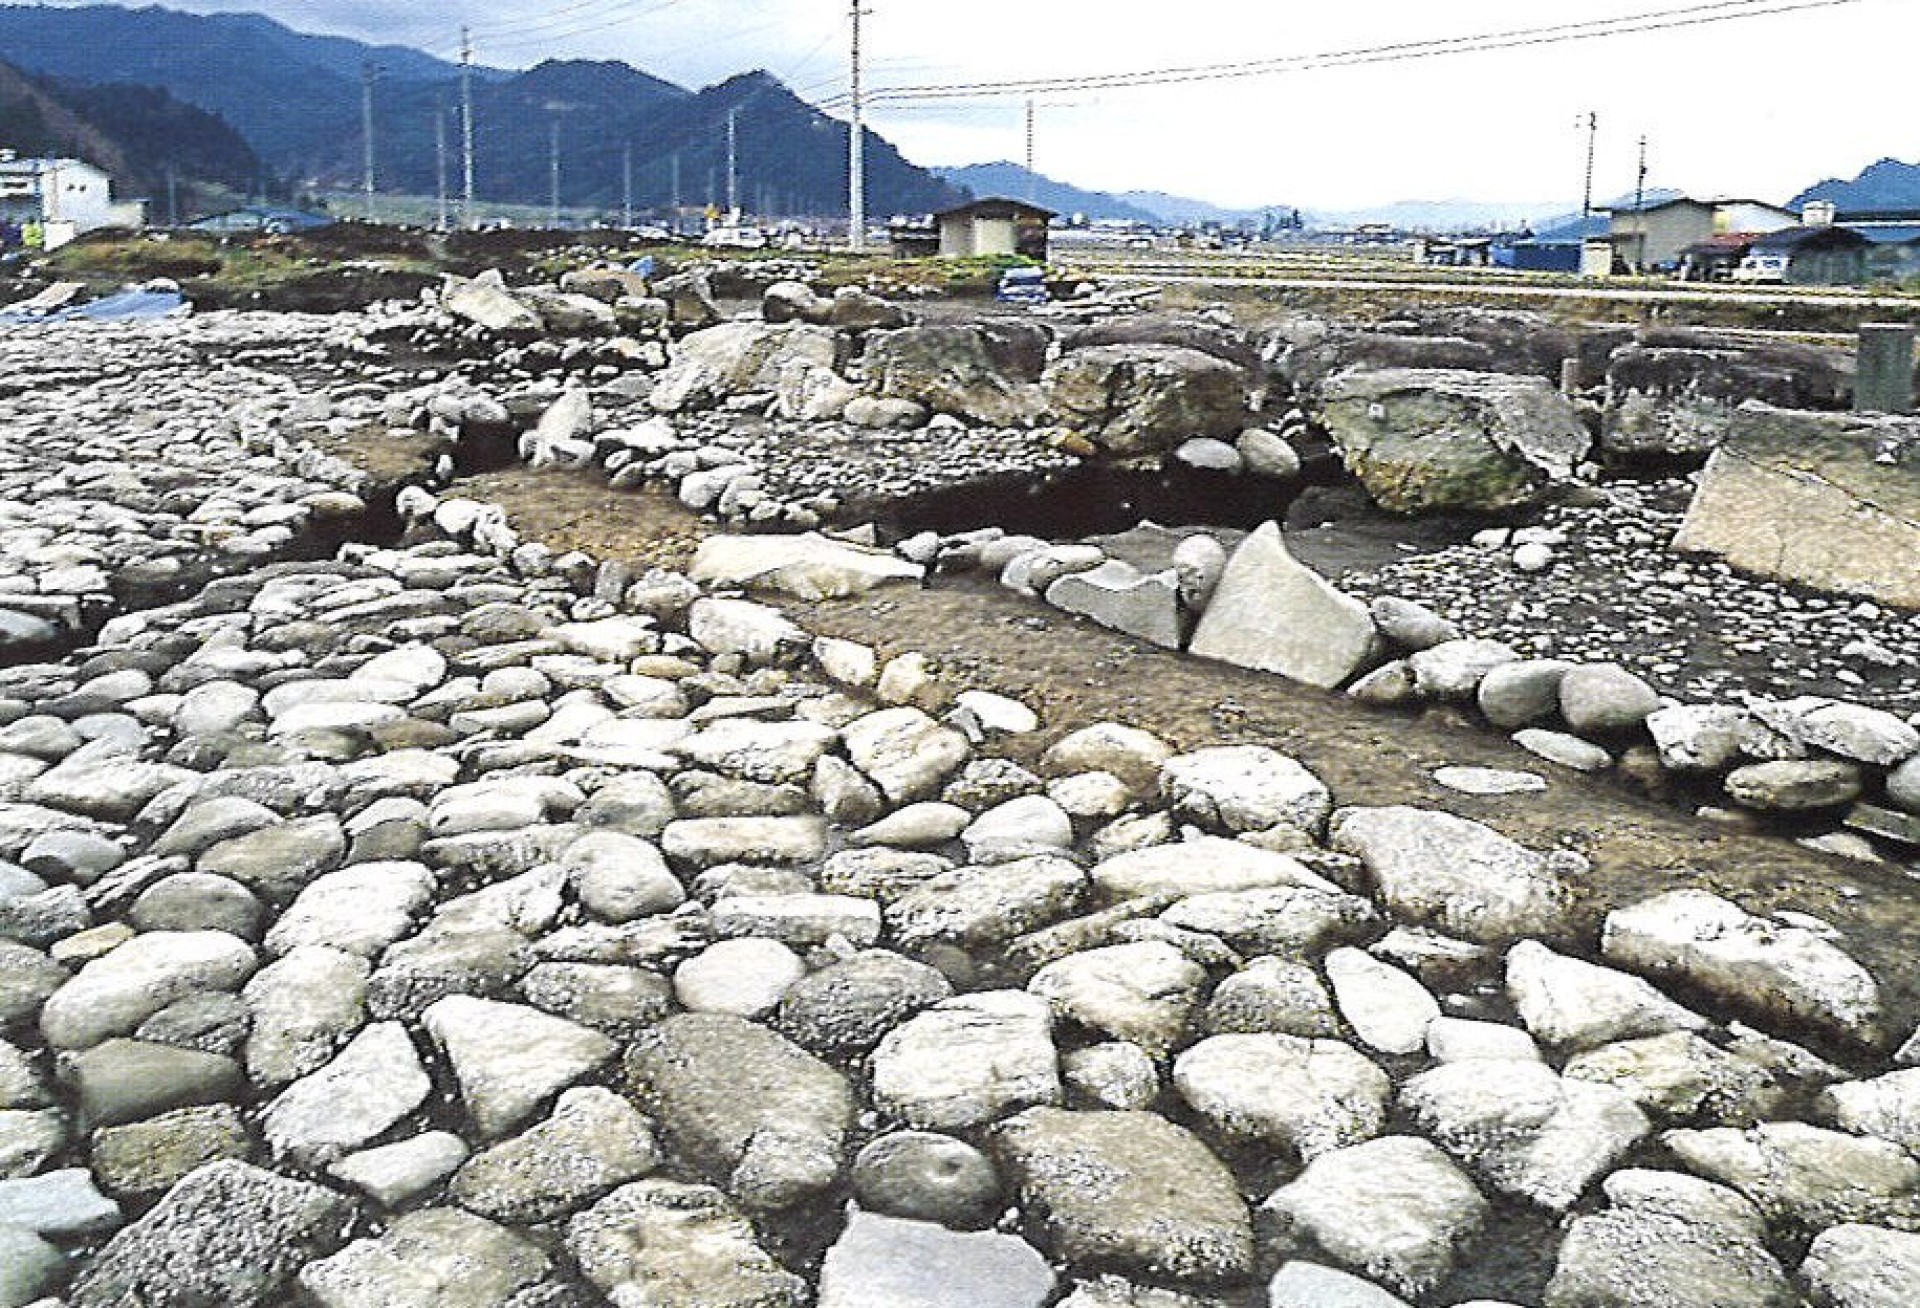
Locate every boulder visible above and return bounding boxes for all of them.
[627,1013,852,1210]
[1187,522,1380,688]
[1602,889,1881,1045]
[442,271,541,334]
[1059,313,1264,374]
[1267,1261,1413,1308]
[1159,745,1331,836]
[422,995,615,1140]
[1542,1169,1794,1308]
[1027,941,1207,1054]
[1663,1122,1920,1232]
[1724,759,1864,811]
[993,1107,1254,1285]
[1317,368,1591,512]
[819,1211,1054,1308]
[1262,1135,1487,1298]
[650,321,841,413]
[1091,835,1341,901]
[690,533,923,600]
[1329,807,1575,944]
[1819,1067,1920,1156]
[864,322,1051,426]
[1672,403,1920,608]
[1600,346,1808,462]
[849,1131,1000,1227]
[1043,344,1251,458]
[1557,663,1662,737]
[1399,1058,1650,1212]
[1412,638,1522,702]
[449,1086,659,1223]
[871,990,1061,1130]
[41,929,257,1051]
[261,1022,431,1165]
[70,1160,354,1308]
[1505,940,1708,1052]
[299,1207,549,1308]
[1750,696,1920,767]
[1045,561,1183,649]
[567,1180,805,1308]
[1324,948,1440,1056]
[1172,1033,1389,1162]
[1801,1222,1920,1308]
[828,286,911,332]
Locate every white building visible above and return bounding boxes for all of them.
[0,154,144,243]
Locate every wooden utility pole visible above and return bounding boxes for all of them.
[1579,111,1598,219]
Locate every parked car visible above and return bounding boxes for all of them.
[701,225,767,250]
[1731,252,1789,284]
[995,265,1050,305]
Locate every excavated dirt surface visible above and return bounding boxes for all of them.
[444,461,1920,1057]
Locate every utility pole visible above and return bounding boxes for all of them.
[434,100,449,231]
[1633,134,1649,272]
[848,0,867,251]
[549,116,562,228]
[360,61,380,223]
[670,151,681,224]
[725,109,739,219]
[459,27,476,229]
[1579,111,1598,220]
[165,166,178,227]
[621,142,633,229]
[1025,98,1036,202]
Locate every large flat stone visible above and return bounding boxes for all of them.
[1188,523,1379,688]
[1673,403,1920,607]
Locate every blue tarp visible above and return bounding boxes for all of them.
[0,288,189,326]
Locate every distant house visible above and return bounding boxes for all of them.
[1677,232,1764,281]
[1495,213,1605,273]
[188,207,333,235]
[0,154,144,245]
[934,198,1054,260]
[1416,235,1495,268]
[1600,196,1798,272]
[1852,223,1920,281]
[887,214,939,259]
[1742,225,1869,286]
[1805,200,1920,281]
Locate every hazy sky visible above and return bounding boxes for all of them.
[44,0,1910,213]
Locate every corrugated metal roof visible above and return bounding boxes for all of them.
[1851,224,1920,245]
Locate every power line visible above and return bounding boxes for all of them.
[447,0,683,49]
[816,0,1870,107]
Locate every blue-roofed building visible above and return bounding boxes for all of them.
[1841,221,1920,281]
[1734,225,1869,286]
[1492,213,1605,273]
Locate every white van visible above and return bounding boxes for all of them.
[1731,251,1788,284]
[701,225,767,250]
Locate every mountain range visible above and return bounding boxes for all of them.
[933,162,1308,230]
[1,4,1915,231]
[0,3,962,217]
[1792,158,1920,217]
[0,55,262,208]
